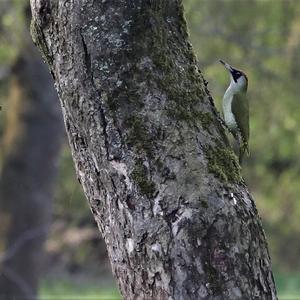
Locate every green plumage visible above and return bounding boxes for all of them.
[231,91,249,163]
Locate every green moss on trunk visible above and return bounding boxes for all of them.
[131,160,156,198]
[206,146,241,183]
[30,21,53,67]
[124,115,154,158]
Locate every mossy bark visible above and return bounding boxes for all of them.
[30,1,277,299]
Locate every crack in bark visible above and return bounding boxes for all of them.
[80,30,92,75]
[80,30,110,160]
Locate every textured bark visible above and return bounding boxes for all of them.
[30,1,277,299]
[0,8,63,299]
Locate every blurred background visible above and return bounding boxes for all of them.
[0,0,299,299]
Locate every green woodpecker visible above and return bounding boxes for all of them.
[220,59,249,163]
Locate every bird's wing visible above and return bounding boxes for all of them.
[231,91,249,153]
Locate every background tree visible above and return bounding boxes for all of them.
[30,1,277,299]
[0,2,109,297]
[0,6,63,299]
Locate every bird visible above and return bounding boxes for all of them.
[219,59,249,164]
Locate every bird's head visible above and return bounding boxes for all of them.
[219,59,248,90]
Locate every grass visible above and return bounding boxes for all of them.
[274,271,300,300]
[39,272,300,300]
[40,278,121,300]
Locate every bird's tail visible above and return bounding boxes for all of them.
[239,142,249,164]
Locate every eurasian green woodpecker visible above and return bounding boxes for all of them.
[220,59,249,163]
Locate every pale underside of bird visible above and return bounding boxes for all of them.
[220,59,249,164]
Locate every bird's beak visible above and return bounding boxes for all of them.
[219,59,233,72]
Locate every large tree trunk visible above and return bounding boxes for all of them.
[0,8,63,299]
[30,1,277,299]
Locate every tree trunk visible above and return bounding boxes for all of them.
[30,1,277,299]
[0,8,63,299]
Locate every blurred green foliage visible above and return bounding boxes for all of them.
[0,0,26,65]
[0,0,26,144]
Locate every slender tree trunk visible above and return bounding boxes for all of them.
[0,8,63,299]
[30,1,277,299]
